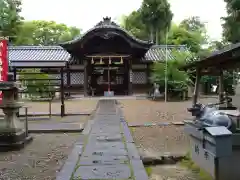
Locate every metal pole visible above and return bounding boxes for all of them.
[25,107,28,137]
[108,63,110,92]
[164,29,168,103]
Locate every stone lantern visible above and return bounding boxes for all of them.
[0,73,32,151]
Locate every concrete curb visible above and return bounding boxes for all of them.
[28,128,84,133]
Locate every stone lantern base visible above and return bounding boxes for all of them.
[0,128,33,152]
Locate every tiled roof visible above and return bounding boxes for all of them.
[182,42,240,69]
[8,45,188,62]
[8,46,70,62]
[60,17,152,47]
[143,45,188,61]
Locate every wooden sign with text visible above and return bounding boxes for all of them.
[0,39,9,103]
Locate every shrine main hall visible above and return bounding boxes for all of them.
[8,17,187,96]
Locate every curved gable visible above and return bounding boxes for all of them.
[60,17,153,57]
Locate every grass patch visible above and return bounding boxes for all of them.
[130,127,135,133]
[180,152,213,180]
[145,166,152,176]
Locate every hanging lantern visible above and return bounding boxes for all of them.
[120,57,123,64]
[91,57,94,64]
[100,57,103,64]
[109,57,111,64]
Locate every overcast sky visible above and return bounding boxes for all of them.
[20,0,227,41]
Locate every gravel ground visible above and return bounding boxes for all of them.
[120,97,218,180]
[0,99,97,180]
[119,97,218,124]
[28,115,90,124]
[119,97,218,155]
[149,164,198,180]
[0,99,98,115]
[131,126,189,155]
[0,133,81,180]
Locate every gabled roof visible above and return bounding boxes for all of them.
[60,17,153,48]
[182,42,240,70]
[8,45,188,66]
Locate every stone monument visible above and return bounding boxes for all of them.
[0,73,32,151]
[184,92,240,180]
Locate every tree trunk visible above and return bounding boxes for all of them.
[155,29,159,45]
[150,26,154,43]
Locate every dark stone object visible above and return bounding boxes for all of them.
[0,130,33,152]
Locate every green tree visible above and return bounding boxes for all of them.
[167,24,203,53]
[180,16,206,33]
[179,16,208,45]
[121,11,149,41]
[208,40,228,51]
[15,20,81,45]
[222,0,240,43]
[150,51,193,98]
[0,0,23,42]
[19,69,55,99]
[139,0,173,44]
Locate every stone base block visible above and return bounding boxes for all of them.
[0,129,33,152]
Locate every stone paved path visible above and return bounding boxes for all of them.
[56,99,148,180]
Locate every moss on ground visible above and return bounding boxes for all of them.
[180,152,213,180]
[144,166,152,177]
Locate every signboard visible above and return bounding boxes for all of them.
[0,39,9,103]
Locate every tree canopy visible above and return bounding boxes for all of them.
[222,0,240,43]
[0,0,23,41]
[121,0,173,44]
[15,20,81,45]
[139,0,173,44]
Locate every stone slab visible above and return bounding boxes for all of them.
[28,123,83,132]
[82,119,95,135]
[61,100,146,180]
[83,148,128,156]
[79,155,128,165]
[90,125,121,131]
[127,142,141,160]
[73,164,132,179]
[85,141,126,149]
[130,159,149,180]
[88,134,122,142]
[84,145,126,155]
[90,131,122,135]
[121,121,134,143]
[56,144,83,180]
[75,135,87,145]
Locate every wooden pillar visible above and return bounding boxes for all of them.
[60,67,65,117]
[83,60,88,97]
[66,63,71,96]
[192,68,201,106]
[123,60,128,95]
[128,59,133,95]
[219,69,224,103]
[146,63,150,85]
[12,69,19,117]
[13,67,17,81]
